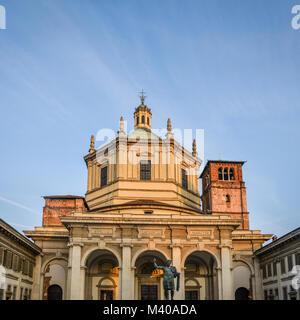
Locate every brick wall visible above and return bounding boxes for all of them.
[42,197,88,227]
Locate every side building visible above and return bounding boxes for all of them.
[0,219,41,300]
[254,227,300,300]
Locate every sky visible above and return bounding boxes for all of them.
[0,0,299,240]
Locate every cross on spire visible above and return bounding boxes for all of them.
[139,89,147,105]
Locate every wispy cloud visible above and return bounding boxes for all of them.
[6,221,34,229]
[0,196,40,216]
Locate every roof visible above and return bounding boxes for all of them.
[127,128,161,141]
[43,195,84,200]
[254,227,300,256]
[0,218,41,254]
[200,160,246,178]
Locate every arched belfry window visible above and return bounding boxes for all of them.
[137,116,139,125]
[224,168,229,180]
[218,167,223,180]
[142,116,145,124]
[147,117,149,125]
[229,168,235,180]
[226,194,231,202]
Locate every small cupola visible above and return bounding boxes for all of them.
[134,90,152,130]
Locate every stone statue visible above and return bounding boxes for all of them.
[153,258,180,300]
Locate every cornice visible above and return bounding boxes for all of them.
[0,220,41,255]
[254,228,300,256]
[60,213,242,229]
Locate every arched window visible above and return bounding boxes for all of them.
[229,168,235,180]
[224,168,229,180]
[137,116,139,125]
[142,116,145,124]
[218,167,223,180]
[226,194,230,202]
[147,117,149,125]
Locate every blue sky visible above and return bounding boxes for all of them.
[0,0,299,239]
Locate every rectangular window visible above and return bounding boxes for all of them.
[269,289,273,298]
[264,290,268,300]
[29,289,32,300]
[283,287,288,300]
[12,286,17,300]
[23,260,29,275]
[288,255,293,271]
[7,251,12,269]
[267,263,272,277]
[182,169,188,189]
[0,289,4,300]
[20,287,23,300]
[6,285,11,300]
[273,262,277,276]
[18,257,23,273]
[281,258,286,274]
[3,249,7,267]
[262,265,267,279]
[100,166,108,187]
[296,253,300,265]
[0,247,3,265]
[140,160,151,181]
[29,263,33,278]
[13,254,19,272]
[275,288,278,297]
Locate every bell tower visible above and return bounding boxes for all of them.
[200,160,249,229]
[134,90,152,130]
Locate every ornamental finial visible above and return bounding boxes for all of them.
[192,139,197,157]
[167,118,172,132]
[139,89,146,105]
[89,135,95,154]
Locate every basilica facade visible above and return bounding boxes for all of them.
[24,97,271,300]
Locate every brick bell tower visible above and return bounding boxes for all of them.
[200,160,249,229]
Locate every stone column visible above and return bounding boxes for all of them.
[219,244,234,300]
[170,244,184,300]
[87,162,92,192]
[216,267,222,300]
[68,243,83,300]
[91,164,95,190]
[80,266,86,300]
[253,256,262,300]
[120,243,133,300]
[32,254,42,300]
[167,142,175,181]
[118,266,122,300]
[276,259,282,300]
